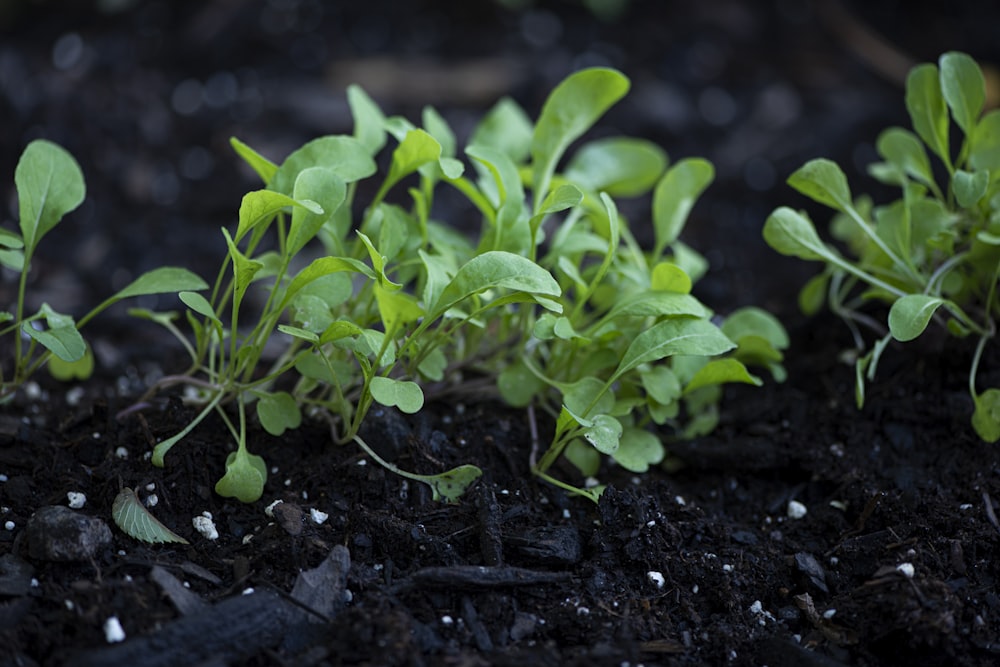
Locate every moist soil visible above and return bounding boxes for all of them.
[3,2,1000,666]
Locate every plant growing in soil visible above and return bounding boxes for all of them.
[764,51,1000,441]
[0,140,207,403]
[139,68,785,503]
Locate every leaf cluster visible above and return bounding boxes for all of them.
[763,51,1000,441]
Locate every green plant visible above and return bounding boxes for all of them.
[764,51,1000,441]
[141,67,785,503]
[0,140,207,402]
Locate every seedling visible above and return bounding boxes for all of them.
[139,68,785,503]
[764,51,1000,441]
[0,140,207,403]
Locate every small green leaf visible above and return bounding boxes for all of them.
[282,256,374,308]
[498,359,546,407]
[469,97,533,164]
[683,358,761,394]
[583,414,622,455]
[720,307,789,350]
[432,251,560,316]
[423,465,483,503]
[876,127,936,188]
[370,376,424,413]
[221,228,264,304]
[230,137,278,184]
[565,439,601,477]
[215,448,268,503]
[562,376,614,418]
[384,129,441,191]
[650,262,692,294]
[347,84,387,155]
[970,109,1000,172]
[798,272,829,315]
[888,294,947,341]
[112,267,209,301]
[375,285,424,333]
[531,68,630,207]
[952,169,989,207]
[16,139,86,254]
[23,304,85,362]
[602,291,710,322]
[288,167,345,256]
[652,157,714,255]
[906,63,950,165]
[179,291,221,325]
[48,344,94,381]
[270,135,377,194]
[256,391,302,436]
[235,189,321,243]
[612,427,664,473]
[639,365,681,406]
[972,388,1000,443]
[939,51,985,135]
[787,159,853,213]
[565,136,668,197]
[614,318,736,381]
[112,487,189,544]
[763,207,830,261]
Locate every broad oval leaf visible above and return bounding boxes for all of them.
[282,256,374,308]
[682,358,761,394]
[603,291,710,322]
[952,168,989,207]
[613,318,735,381]
[23,318,85,362]
[369,376,424,414]
[270,135,377,194]
[652,158,714,254]
[470,97,534,164]
[939,51,985,135]
[888,294,947,341]
[565,136,668,197]
[583,414,622,455]
[288,167,346,256]
[720,307,789,349]
[112,487,189,544]
[215,449,268,504]
[787,159,853,213]
[906,63,950,164]
[112,267,209,302]
[425,465,483,503]
[763,207,829,261]
[432,251,560,316]
[256,391,302,436]
[235,189,322,243]
[612,427,665,473]
[16,139,86,253]
[650,262,693,294]
[876,127,935,187]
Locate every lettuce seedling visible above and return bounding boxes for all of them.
[140,68,785,503]
[0,140,207,402]
[764,51,1000,441]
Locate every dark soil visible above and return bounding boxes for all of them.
[3,2,1000,666]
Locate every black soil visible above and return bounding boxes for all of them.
[3,2,1000,666]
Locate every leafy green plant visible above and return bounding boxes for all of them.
[763,51,1000,441]
[0,140,207,403]
[140,67,785,503]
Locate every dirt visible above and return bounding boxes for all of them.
[3,1,1000,666]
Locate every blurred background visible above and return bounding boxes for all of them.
[2,0,999,326]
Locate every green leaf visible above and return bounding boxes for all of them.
[612,427,664,473]
[787,159,853,213]
[357,231,402,290]
[906,63,950,165]
[347,84,387,155]
[613,318,735,381]
[602,290,710,322]
[565,439,601,477]
[939,51,985,135]
[423,465,483,503]
[16,140,86,254]
[221,228,264,304]
[952,169,989,207]
[384,129,442,191]
[565,137,668,197]
[888,294,947,341]
[112,487,189,544]
[256,391,302,436]
[230,137,278,184]
[467,144,525,206]
[583,414,622,455]
[970,110,1000,172]
[763,207,831,261]
[650,262,692,294]
[282,255,374,308]
[470,97,534,164]
[652,157,714,255]
[375,285,424,333]
[270,135,377,194]
[531,68,630,207]
[112,267,209,302]
[683,358,761,394]
[288,167,346,256]
[562,376,614,418]
[179,290,221,325]
[23,304,85,362]
[215,448,268,503]
[48,344,94,381]
[0,227,23,250]
[720,307,789,350]
[876,127,936,188]
[498,359,546,407]
[972,388,1000,442]
[640,365,681,406]
[235,189,322,243]
[369,376,424,413]
[432,251,560,316]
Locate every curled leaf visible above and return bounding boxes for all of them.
[112,488,189,544]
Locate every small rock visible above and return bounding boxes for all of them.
[273,502,303,536]
[24,506,112,562]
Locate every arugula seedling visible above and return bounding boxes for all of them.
[1,140,207,403]
[763,51,1000,441]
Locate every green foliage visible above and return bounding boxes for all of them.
[1,140,206,402]
[763,51,1000,442]
[140,68,784,503]
[112,487,189,544]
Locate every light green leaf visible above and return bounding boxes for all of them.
[906,63,950,165]
[112,487,189,544]
[613,318,736,381]
[230,137,278,184]
[798,272,829,315]
[112,267,209,301]
[235,189,322,243]
[48,343,94,381]
[288,167,345,256]
[720,307,789,349]
[650,262,692,294]
[970,109,1000,172]
[221,228,263,303]
[952,169,989,207]
[763,207,831,261]
[282,255,374,308]
[652,158,714,255]
[467,144,525,206]
[683,358,761,394]
[787,159,853,213]
[639,365,681,405]
[602,290,710,322]
[531,68,630,208]
[469,97,533,164]
[422,106,456,158]
[23,304,85,362]
[565,137,668,197]
[972,388,1000,442]
[0,227,24,249]
[16,140,85,254]
[179,290,220,325]
[347,84,387,155]
[369,376,424,413]
[215,448,268,503]
[612,427,664,473]
[888,294,947,341]
[375,285,424,333]
[498,359,546,407]
[422,465,483,503]
[565,439,601,477]
[270,135,377,194]
[562,376,614,418]
[876,127,935,188]
[939,51,985,135]
[256,391,302,436]
[385,129,441,191]
[432,251,560,316]
[583,414,622,455]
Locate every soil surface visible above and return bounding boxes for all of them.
[3,2,1000,666]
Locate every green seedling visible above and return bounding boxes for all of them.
[0,140,207,402]
[140,68,785,503]
[764,51,1000,441]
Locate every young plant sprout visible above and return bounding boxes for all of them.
[134,68,786,503]
[764,51,1000,442]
